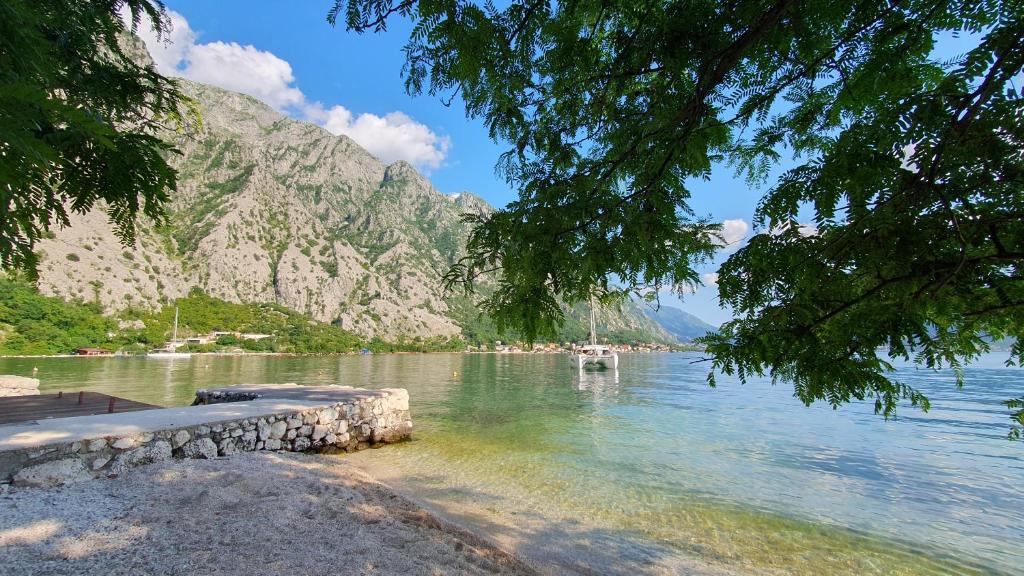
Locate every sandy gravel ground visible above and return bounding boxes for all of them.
[0,452,536,576]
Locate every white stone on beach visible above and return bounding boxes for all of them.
[183,438,218,460]
[219,439,238,456]
[87,438,107,452]
[110,441,172,474]
[172,430,191,448]
[311,425,328,441]
[317,407,337,424]
[111,437,136,450]
[14,458,91,486]
[269,421,287,440]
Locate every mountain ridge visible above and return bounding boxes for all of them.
[644,305,718,342]
[28,37,672,344]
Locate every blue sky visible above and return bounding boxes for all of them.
[147,2,977,327]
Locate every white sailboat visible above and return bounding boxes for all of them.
[570,296,618,371]
[147,306,192,359]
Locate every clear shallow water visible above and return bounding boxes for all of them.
[1,353,1020,574]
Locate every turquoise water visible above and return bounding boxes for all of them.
[1,352,1019,574]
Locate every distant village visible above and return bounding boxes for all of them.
[74,333,691,357]
[466,341,689,354]
[73,331,273,356]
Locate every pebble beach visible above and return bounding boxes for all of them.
[0,452,535,576]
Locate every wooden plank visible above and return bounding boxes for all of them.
[0,392,162,426]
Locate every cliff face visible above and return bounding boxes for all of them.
[36,79,483,338]
[33,43,672,342]
[643,305,718,342]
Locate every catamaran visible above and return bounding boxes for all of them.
[570,297,618,371]
[147,306,192,359]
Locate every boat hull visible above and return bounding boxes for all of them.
[570,353,619,370]
[146,352,193,359]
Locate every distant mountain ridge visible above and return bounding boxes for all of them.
[644,305,718,342]
[27,36,671,344]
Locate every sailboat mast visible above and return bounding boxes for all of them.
[589,296,597,346]
[172,307,179,347]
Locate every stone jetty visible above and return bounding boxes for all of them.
[0,384,411,487]
[0,375,40,397]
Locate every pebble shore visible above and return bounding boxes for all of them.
[0,452,535,576]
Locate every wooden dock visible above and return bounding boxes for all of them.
[0,392,161,426]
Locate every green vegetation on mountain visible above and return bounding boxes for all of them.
[0,0,193,275]
[0,277,462,355]
[0,277,116,355]
[339,0,1024,435]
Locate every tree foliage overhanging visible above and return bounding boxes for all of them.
[0,0,194,275]
[334,0,1024,433]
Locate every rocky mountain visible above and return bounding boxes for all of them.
[31,39,671,343]
[644,306,718,342]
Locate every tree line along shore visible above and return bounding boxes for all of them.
[0,277,682,357]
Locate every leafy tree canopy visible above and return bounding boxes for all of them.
[0,0,195,275]
[334,0,1024,434]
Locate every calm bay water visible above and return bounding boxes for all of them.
[1,352,1019,574]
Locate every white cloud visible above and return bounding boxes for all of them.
[132,9,449,170]
[716,218,749,252]
[797,223,818,236]
[702,272,719,286]
[770,221,819,237]
[307,105,451,168]
[182,41,305,110]
[133,8,195,75]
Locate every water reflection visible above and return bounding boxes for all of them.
[574,367,620,389]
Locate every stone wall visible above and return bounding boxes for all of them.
[3,388,411,487]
